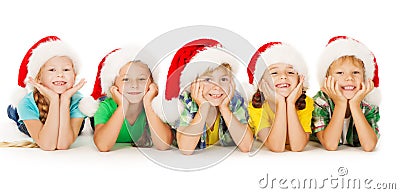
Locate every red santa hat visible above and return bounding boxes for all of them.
[78,47,143,116]
[155,38,249,125]
[317,36,380,106]
[13,36,81,105]
[247,42,309,89]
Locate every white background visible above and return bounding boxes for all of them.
[0,0,399,193]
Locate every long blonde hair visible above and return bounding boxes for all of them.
[0,140,39,148]
[1,58,76,148]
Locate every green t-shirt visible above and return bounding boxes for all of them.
[94,97,152,146]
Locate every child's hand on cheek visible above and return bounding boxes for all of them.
[287,75,304,105]
[110,86,125,107]
[260,79,284,104]
[190,78,207,106]
[61,79,86,100]
[219,81,235,111]
[144,83,158,105]
[28,77,59,101]
[349,79,374,106]
[322,76,347,105]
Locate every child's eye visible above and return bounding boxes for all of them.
[335,71,343,75]
[63,68,71,72]
[204,78,211,82]
[122,78,129,82]
[48,68,56,72]
[221,77,229,82]
[288,71,296,75]
[139,77,147,81]
[270,72,278,75]
[353,71,360,75]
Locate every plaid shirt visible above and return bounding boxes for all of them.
[178,90,249,149]
[312,91,380,147]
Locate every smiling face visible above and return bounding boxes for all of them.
[199,65,232,106]
[37,56,76,94]
[327,56,365,99]
[264,63,299,97]
[114,61,151,104]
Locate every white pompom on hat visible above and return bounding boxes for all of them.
[317,36,380,106]
[78,47,142,117]
[12,36,80,106]
[247,41,309,89]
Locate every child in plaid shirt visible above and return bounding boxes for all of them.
[312,36,380,151]
[165,39,253,155]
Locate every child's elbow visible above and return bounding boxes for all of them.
[238,146,251,153]
[291,145,306,152]
[154,144,171,151]
[96,145,112,152]
[40,144,57,151]
[179,149,195,155]
[267,144,285,153]
[95,142,112,152]
[324,144,338,151]
[362,144,376,152]
[56,144,70,150]
[363,146,375,152]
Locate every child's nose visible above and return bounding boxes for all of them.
[57,71,64,77]
[345,74,354,81]
[131,80,138,88]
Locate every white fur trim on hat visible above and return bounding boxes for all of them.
[317,37,375,87]
[252,42,309,88]
[100,47,141,97]
[26,40,80,90]
[316,36,380,106]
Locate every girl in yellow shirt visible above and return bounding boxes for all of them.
[247,42,314,152]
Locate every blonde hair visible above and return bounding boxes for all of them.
[0,141,39,148]
[1,57,76,148]
[34,66,50,124]
[200,63,232,77]
[327,55,365,77]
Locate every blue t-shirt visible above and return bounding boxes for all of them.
[17,91,86,124]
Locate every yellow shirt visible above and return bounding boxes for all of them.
[206,112,220,145]
[248,96,314,137]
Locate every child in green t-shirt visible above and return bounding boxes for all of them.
[81,48,173,152]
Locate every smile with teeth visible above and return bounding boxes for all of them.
[342,85,356,91]
[209,93,223,99]
[53,81,67,86]
[275,83,290,88]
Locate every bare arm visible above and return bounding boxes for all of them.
[24,77,60,151]
[57,80,86,149]
[177,102,210,155]
[286,103,309,152]
[93,106,124,152]
[264,100,287,152]
[143,83,173,150]
[24,98,60,151]
[349,79,377,151]
[93,86,125,152]
[317,76,347,151]
[258,80,287,152]
[219,107,253,152]
[286,76,309,152]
